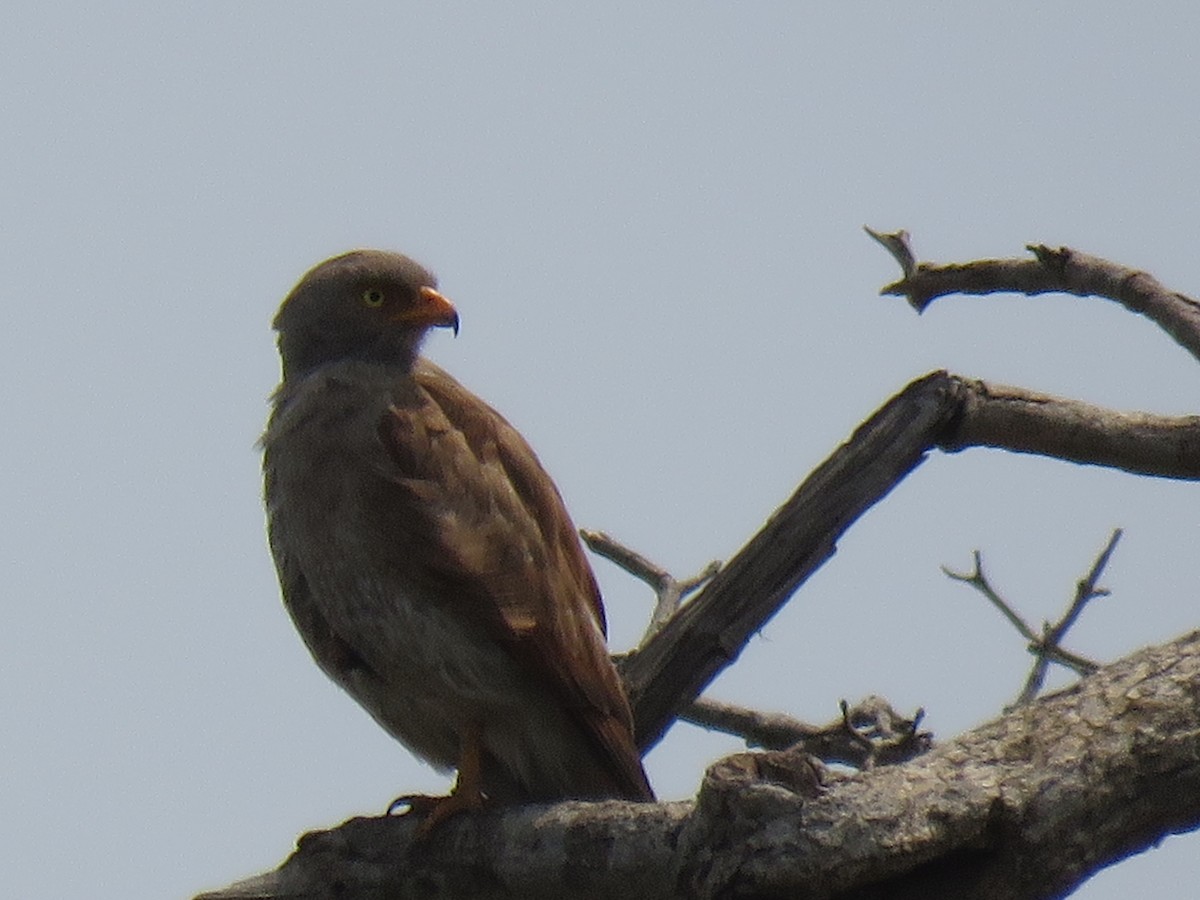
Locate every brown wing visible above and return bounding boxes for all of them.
[374,359,651,800]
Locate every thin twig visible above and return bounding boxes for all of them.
[683,697,820,750]
[683,695,931,769]
[944,536,1114,707]
[581,529,720,642]
[1056,528,1122,642]
[1038,644,1100,675]
[1012,530,1120,705]
[864,226,917,278]
[580,528,666,586]
[943,551,1039,642]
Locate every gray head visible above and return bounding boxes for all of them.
[274,250,459,379]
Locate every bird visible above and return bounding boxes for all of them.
[261,250,653,831]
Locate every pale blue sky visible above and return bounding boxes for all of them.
[2,5,1198,898]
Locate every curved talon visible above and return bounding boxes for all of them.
[388,724,487,839]
[386,793,443,817]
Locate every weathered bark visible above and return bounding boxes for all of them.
[195,630,1200,900]
[873,239,1200,363]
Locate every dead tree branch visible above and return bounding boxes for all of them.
[580,529,720,642]
[942,534,1114,703]
[620,370,959,751]
[869,231,1200,362]
[620,373,1200,752]
[682,695,931,769]
[1013,529,1119,705]
[944,550,1043,644]
[195,630,1200,900]
[941,382,1200,477]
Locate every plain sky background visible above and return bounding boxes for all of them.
[3,4,1198,898]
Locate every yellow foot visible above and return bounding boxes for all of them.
[389,789,483,839]
[387,724,487,839]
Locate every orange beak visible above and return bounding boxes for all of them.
[391,285,460,335]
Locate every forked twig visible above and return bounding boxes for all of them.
[945,531,1119,706]
[581,529,720,642]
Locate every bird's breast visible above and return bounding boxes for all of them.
[262,365,541,766]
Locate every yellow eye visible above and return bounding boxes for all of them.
[362,288,385,308]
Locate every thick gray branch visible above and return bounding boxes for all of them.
[195,630,1200,900]
[945,381,1200,478]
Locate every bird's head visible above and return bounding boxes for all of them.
[273,250,459,379]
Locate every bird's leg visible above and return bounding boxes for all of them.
[388,723,486,838]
